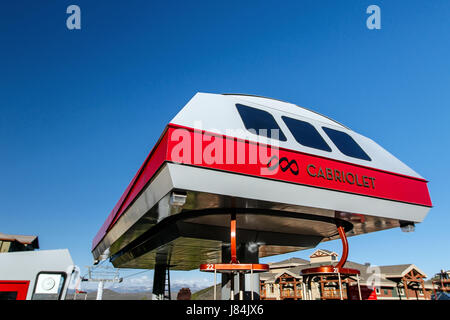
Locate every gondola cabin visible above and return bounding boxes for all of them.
[92,93,432,273]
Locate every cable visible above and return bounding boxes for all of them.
[121,269,151,279]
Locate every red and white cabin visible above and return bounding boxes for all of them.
[92,93,432,270]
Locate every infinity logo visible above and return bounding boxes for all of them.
[266,155,299,175]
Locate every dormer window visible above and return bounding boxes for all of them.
[236,104,287,141]
[322,127,371,161]
[281,116,331,152]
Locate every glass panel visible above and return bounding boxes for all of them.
[236,104,287,141]
[282,116,331,152]
[322,127,371,161]
[0,291,18,300]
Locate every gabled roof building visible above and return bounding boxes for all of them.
[0,233,39,253]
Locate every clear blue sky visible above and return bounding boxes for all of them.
[1,0,449,288]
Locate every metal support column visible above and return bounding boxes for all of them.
[152,264,167,300]
[220,213,261,300]
[357,274,362,300]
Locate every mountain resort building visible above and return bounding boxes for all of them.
[0,233,39,253]
[260,249,441,300]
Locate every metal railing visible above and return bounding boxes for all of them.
[280,289,302,299]
[321,289,347,300]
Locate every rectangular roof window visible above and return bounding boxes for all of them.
[236,104,287,141]
[322,127,371,161]
[282,116,331,152]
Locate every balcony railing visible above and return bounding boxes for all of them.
[321,289,347,300]
[280,289,302,299]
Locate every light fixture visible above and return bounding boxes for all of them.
[400,221,415,233]
[170,191,187,207]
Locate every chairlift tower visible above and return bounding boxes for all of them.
[85,266,123,300]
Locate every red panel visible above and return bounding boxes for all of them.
[348,285,377,300]
[301,266,360,275]
[0,281,30,300]
[199,263,269,273]
[166,125,432,207]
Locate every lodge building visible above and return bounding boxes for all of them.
[0,233,39,253]
[260,249,444,300]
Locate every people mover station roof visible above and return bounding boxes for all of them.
[91,93,432,270]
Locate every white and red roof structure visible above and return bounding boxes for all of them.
[91,93,432,270]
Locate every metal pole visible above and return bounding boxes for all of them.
[335,225,349,270]
[230,272,235,300]
[230,213,237,264]
[357,274,362,300]
[152,264,166,300]
[96,281,104,300]
[307,277,312,300]
[306,277,310,300]
[251,266,254,301]
[239,273,244,300]
[167,265,171,300]
[214,268,217,301]
[338,272,343,300]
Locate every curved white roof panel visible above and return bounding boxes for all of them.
[170,92,423,179]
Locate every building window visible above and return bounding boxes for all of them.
[0,291,18,300]
[281,116,331,152]
[322,127,371,161]
[236,104,287,141]
[0,241,11,253]
[392,288,399,297]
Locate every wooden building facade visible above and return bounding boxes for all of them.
[260,249,436,300]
